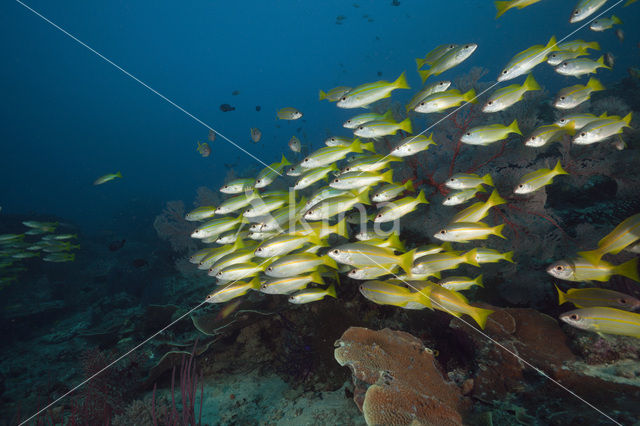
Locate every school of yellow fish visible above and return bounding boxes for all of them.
[182,0,639,337]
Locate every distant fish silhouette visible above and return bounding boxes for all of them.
[132,258,148,268]
[232,90,240,96]
[109,239,126,252]
[220,104,235,112]
[256,105,261,111]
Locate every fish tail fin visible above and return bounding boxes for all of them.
[475,274,484,288]
[416,189,428,205]
[589,41,601,51]
[404,180,415,192]
[381,169,394,184]
[441,242,453,252]
[415,57,426,69]
[523,73,541,91]
[553,160,568,175]
[306,233,324,247]
[116,171,122,178]
[492,223,507,239]
[310,271,324,285]
[587,77,605,92]
[399,249,416,274]
[470,306,493,329]
[482,173,494,187]
[503,251,515,263]
[382,109,395,121]
[596,55,611,69]
[249,276,261,290]
[545,35,558,52]
[350,138,363,154]
[399,117,413,133]
[335,217,349,238]
[622,112,633,127]
[463,88,478,103]
[555,284,567,305]
[612,15,623,25]
[356,188,371,206]
[414,286,433,309]
[614,257,640,282]
[487,189,506,207]
[388,233,405,251]
[326,284,337,298]
[509,119,522,135]
[464,249,480,267]
[394,71,410,90]
[494,0,511,18]
[279,154,291,167]
[577,249,603,265]
[361,141,375,152]
[322,255,338,270]
[418,69,430,84]
[318,90,327,100]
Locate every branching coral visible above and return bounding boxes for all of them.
[153,200,197,253]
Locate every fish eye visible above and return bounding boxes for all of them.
[267,266,273,271]
[419,102,425,106]
[556,265,564,271]
[518,184,524,188]
[573,10,579,15]
[358,126,363,130]
[376,214,383,218]
[560,96,565,100]
[449,178,455,182]
[303,158,309,162]
[440,230,446,234]
[619,298,628,304]
[446,197,451,201]
[570,314,579,320]
[449,44,455,48]
[332,249,339,255]
[487,101,493,105]
[466,132,471,136]
[223,185,228,189]
[502,70,507,75]
[256,247,262,252]
[341,97,347,101]
[331,137,336,141]
[580,132,586,137]
[333,179,339,183]
[562,62,568,67]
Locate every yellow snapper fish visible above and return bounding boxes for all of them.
[215,261,268,282]
[578,213,640,264]
[439,275,484,291]
[185,206,217,221]
[626,0,638,5]
[254,233,323,258]
[570,0,608,23]
[555,285,640,311]
[277,107,303,120]
[498,36,557,82]
[216,230,250,244]
[93,172,122,186]
[220,178,255,194]
[265,253,337,278]
[554,77,605,109]
[443,186,486,206]
[389,134,436,157]
[260,271,325,295]
[556,39,600,52]
[525,124,573,147]
[418,44,478,83]
[471,248,514,264]
[297,217,349,239]
[255,155,291,188]
[191,215,244,239]
[450,189,506,223]
[288,285,337,304]
[294,164,338,190]
[547,49,590,66]
[305,187,350,210]
[340,154,402,174]
[243,197,288,218]
[415,44,458,69]
[336,72,410,109]
[373,190,428,223]
[555,55,611,78]
[301,139,373,169]
[196,141,211,157]
[319,86,352,102]
[406,81,451,112]
[560,307,640,338]
[411,249,480,277]
[343,110,394,129]
[215,191,260,215]
[359,233,406,251]
[286,163,305,176]
[483,74,540,113]
[328,243,416,274]
[424,283,493,329]
[572,113,632,145]
[590,15,623,31]
[555,112,602,129]
[461,119,521,145]
[359,280,431,308]
[303,190,370,221]
[353,117,412,138]
[414,89,477,113]
[446,173,494,190]
[514,160,568,194]
[348,264,399,280]
[547,257,639,282]
[494,0,545,18]
[435,222,506,243]
[205,277,261,303]
[330,170,393,190]
[325,136,354,147]
[371,180,415,203]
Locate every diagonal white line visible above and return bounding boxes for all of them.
[354,251,622,425]
[373,0,625,171]
[14,0,282,177]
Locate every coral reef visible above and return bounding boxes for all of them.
[335,327,468,425]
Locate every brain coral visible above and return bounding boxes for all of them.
[334,327,468,426]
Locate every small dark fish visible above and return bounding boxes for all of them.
[256,105,261,111]
[132,258,148,268]
[376,36,380,40]
[109,239,126,252]
[604,53,615,68]
[336,15,346,20]
[377,71,383,76]
[392,0,400,5]
[208,130,216,142]
[220,104,235,112]
[232,90,240,96]
[353,3,360,7]
[615,28,624,43]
